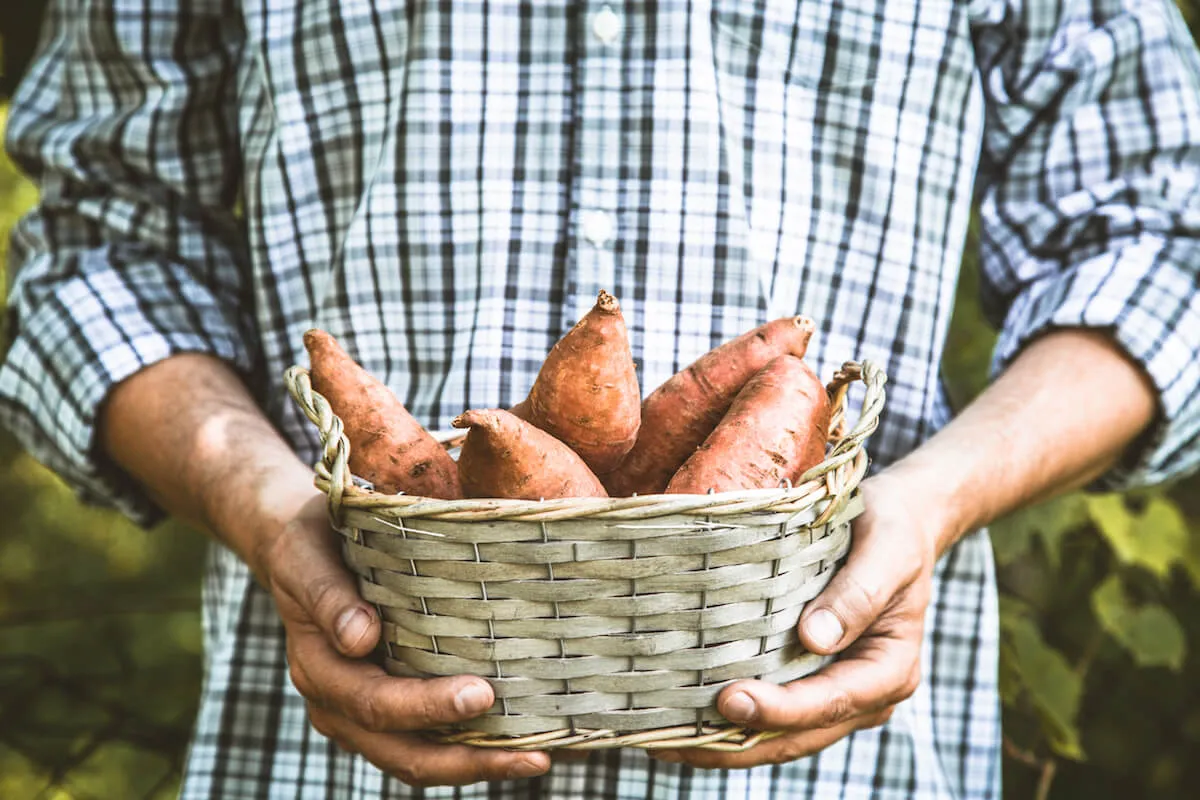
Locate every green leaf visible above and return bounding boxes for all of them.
[998,595,1034,634]
[1000,614,1086,760]
[1034,495,1090,569]
[1126,606,1188,671]
[997,598,1032,709]
[1091,575,1187,671]
[1091,576,1129,648]
[991,494,1088,567]
[989,514,1034,566]
[1087,495,1189,579]
[1088,494,1134,553]
[1136,498,1191,577]
[1184,524,1200,591]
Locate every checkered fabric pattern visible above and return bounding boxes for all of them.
[4,0,1200,797]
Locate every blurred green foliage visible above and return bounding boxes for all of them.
[0,106,206,799]
[2,4,1200,798]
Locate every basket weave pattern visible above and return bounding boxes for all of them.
[285,361,886,750]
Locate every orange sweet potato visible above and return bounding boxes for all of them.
[452,409,609,500]
[304,329,462,499]
[515,290,640,475]
[604,316,816,496]
[664,354,830,494]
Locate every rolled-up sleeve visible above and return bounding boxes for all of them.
[1,0,254,523]
[973,0,1200,489]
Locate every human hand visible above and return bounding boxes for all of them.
[651,471,939,769]
[259,494,551,787]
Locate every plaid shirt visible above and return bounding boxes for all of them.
[5,0,1200,797]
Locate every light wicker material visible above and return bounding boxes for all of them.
[285,361,887,751]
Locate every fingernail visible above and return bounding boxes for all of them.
[723,691,757,723]
[806,609,844,650]
[454,681,492,716]
[506,757,546,780]
[652,751,682,763]
[335,607,370,649]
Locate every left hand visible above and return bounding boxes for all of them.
[651,471,943,769]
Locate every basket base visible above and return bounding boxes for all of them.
[430,723,783,751]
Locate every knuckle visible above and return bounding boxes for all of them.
[840,571,886,620]
[470,760,505,785]
[774,738,812,765]
[396,763,427,788]
[771,745,799,765]
[354,689,388,733]
[896,666,922,702]
[307,705,337,740]
[415,677,469,726]
[884,663,921,707]
[288,661,315,700]
[305,573,347,622]
[818,689,856,728]
[419,690,450,726]
[857,707,895,731]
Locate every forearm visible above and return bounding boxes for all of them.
[889,329,1158,555]
[99,353,317,579]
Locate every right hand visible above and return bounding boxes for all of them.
[258,494,551,787]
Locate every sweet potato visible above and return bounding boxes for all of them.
[604,316,816,496]
[303,329,462,499]
[664,354,830,494]
[452,409,608,500]
[516,290,641,475]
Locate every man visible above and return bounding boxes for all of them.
[2,0,1198,797]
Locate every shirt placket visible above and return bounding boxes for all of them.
[566,2,626,323]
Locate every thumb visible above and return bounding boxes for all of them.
[798,537,903,655]
[265,500,381,658]
[307,565,381,659]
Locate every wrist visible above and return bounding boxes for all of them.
[874,455,971,559]
[207,451,324,583]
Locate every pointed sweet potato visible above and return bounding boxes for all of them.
[664,354,831,494]
[452,409,608,500]
[605,316,816,496]
[304,329,462,499]
[517,290,640,475]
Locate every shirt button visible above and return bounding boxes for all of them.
[592,6,622,44]
[580,210,615,247]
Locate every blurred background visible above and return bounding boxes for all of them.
[2,3,1199,799]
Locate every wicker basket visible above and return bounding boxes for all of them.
[284,360,886,751]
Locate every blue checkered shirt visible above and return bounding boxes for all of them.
[4,0,1200,797]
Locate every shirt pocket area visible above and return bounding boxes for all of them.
[709,0,901,92]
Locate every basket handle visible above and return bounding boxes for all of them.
[284,365,353,524]
[794,360,888,489]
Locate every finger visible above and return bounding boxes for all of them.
[797,516,924,655]
[651,708,893,770]
[308,705,550,786]
[265,504,381,658]
[289,628,495,731]
[717,635,921,730]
